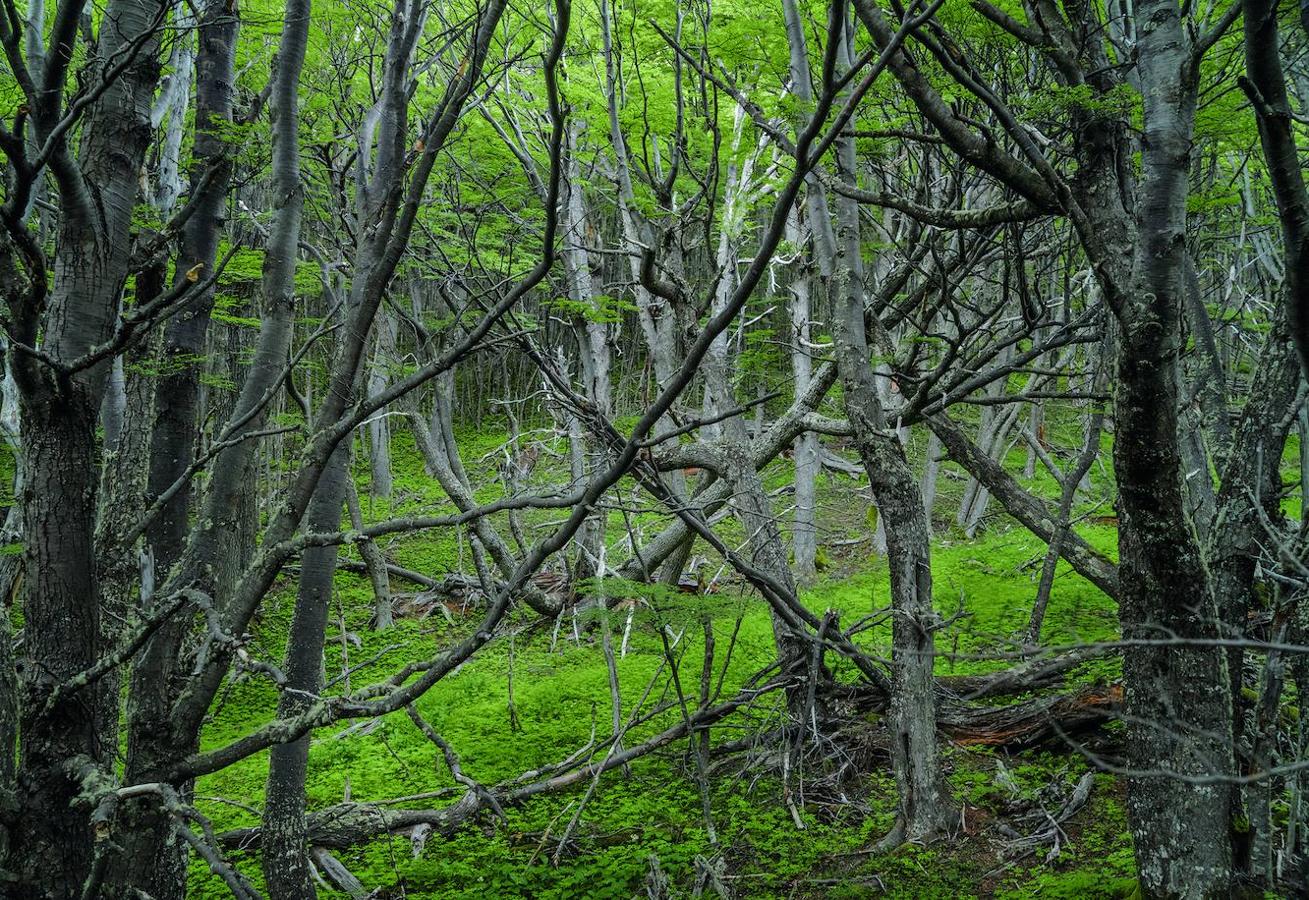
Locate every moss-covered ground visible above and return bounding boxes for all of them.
[186,416,1302,898]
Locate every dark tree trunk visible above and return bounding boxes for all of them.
[4,0,167,891]
[11,394,106,898]
[145,0,239,579]
[262,444,348,899]
[113,0,307,894]
[1113,6,1235,893]
[105,9,240,895]
[1244,0,1309,382]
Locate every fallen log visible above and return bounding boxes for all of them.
[219,793,484,852]
[938,682,1122,749]
[833,647,1114,713]
[936,648,1112,701]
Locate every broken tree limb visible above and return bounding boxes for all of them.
[937,682,1122,749]
[927,412,1119,598]
[333,562,567,620]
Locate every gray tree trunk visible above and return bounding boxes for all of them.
[366,310,397,497]
[828,17,953,841]
[788,207,820,581]
[263,443,348,900]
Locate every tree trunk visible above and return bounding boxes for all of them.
[6,0,167,891]
[346,471,393,629]
[788,207,820,581]
[12,394,107,898]
[366,310,397,497]
[828,28,953,838]
[262,443,348,899]
[1114,6,1236,893]
[114,0,306,893]
[719,435,813,717]
[835,272,955,846]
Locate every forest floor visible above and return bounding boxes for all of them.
[188,419,1294,899]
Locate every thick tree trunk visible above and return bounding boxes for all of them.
[12,395,107,898]
[1114,7,1235,894]
[5,0,167,891]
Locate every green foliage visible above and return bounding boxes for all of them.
[1019,83,1140,126]
[543,293,637,325]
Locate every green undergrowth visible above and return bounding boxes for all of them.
[185,422,1171,898]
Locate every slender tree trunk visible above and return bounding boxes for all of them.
[1244,0,1309,381]
[834,254,954,849]
[598,0,679,421]
[149,0,195,214]
[366,310,397,497]
[115,0,306,893]
[1205,313,1300,879]
[262,443,348,900]
[719,433,814,716]
[135,11,240,829]
[1027,371,1106,644]
[788,208,820,581]
[346,471,393,629]
[560,124,610,582]
[919,431,941,534]
[828,20,952,838]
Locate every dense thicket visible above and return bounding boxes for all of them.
[0,0,1307,896]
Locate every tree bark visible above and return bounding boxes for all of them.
[114,0,305,893]
[262,444,347,900]
[787,207,820,581]
[828,31,953,837]
[1113,7,1236,893]
[1244,0,1309,381]
[6,0,168,891]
